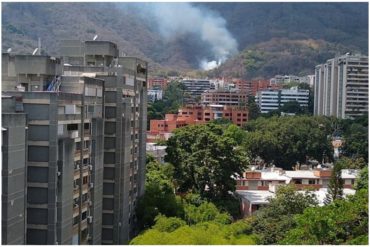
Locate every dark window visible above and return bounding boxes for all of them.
[28,167,48,183]
[104,168,115,180]
[28,187,48,204]
[103,183,114,195]
[102,213,114,225]
[27,208,48,224]
[28,146,49,162]
[67,124,78,131]
[27,229,47,244]
[103,198,114,210]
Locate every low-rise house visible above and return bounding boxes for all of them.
[235,167,359,217]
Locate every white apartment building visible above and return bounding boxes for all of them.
[314,54,368,118]
[148,89,163,102]
[255,87,309,114]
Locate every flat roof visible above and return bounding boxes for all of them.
[300,188,356,206]
[236,190,274,204]
[284,170,318,179]
[341,169,359,179]
[260,172,290,181]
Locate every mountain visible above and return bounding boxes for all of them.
[208,38,358,79]
[2,2,368,77]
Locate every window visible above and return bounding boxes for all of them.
[67,124,78,131]
[308,179,316,184]
[294,179,302,184]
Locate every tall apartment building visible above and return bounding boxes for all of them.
[201,89,248,106]
[255,87,309,114]
[314,54,368,118]
[60,40,148,244]
[181,79,212,103]
[1,40,147,245]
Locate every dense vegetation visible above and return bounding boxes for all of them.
[281,186,368,244]
[250,185,318,244]
[134,114,368,245]
[243,115,334,170]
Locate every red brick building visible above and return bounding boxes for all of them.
[147,105,249,142]
[148,78,169,90]
[201,89,248,106]
[179,104,249,127]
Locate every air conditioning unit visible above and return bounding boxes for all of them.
[88,165,93,171]
[90,183,94,188]
[87,200,92,206]
[75,165,80,170]
[87,216,93,223]
[87,235,92,241]
[74,203,79,208]
[57,171,61,176]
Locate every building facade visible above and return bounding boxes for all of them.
[148,78,168,90]
[255,87,310,114]
[314,54,368,118]
[1,40,148,245]
[148,89,163,102]
[201,89,248,106]
[181,79,212,103]
[179,104,249,127]
[2,96,27,245]
[61,40,148,244]
[235,167,358,217]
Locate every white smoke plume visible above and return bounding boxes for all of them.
[124,3,238,71]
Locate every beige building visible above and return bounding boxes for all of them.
[314,54,368,118]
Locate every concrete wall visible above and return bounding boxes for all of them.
[91,118,104,244]
[57,138,75,244]
[2,112,27,245]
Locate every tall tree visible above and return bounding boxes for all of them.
[251,185,318,244]
[136,159,184,230]
[281,189,368,245]
[165,123,250,199]
[247,96,260,120]
[243,115,333,170]
[324,162,344,204]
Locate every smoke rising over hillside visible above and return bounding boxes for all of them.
[123,3,238,70]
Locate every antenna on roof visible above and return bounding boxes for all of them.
[7,48,11,53]
[32,48,39,55]
[93,35,98,41]
[38,37,41,55]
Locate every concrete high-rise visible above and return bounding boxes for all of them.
[314,54,368,118]
[1,40,147,245]
[2,53,105,244]
[60,40,148,244]
[2,96,27,245]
